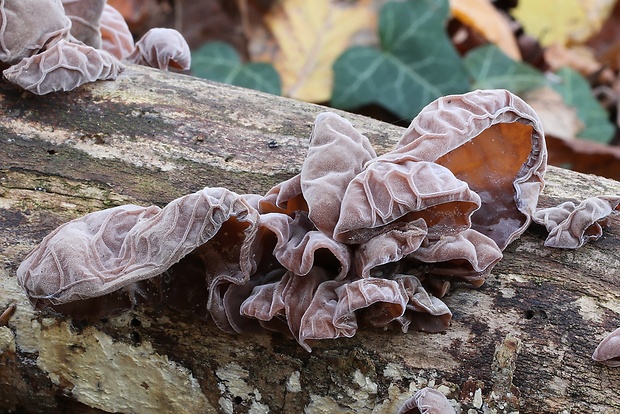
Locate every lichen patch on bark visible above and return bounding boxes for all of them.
[36,322,215,413]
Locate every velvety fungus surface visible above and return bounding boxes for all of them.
[16,90,620,354]
[0,0,191,94]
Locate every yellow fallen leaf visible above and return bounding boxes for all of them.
[511,0,616,47]
[263,0,376,102]
[450,0,521,61]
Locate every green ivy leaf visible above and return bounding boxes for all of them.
[465,45,615,144]
[191,42,281,95]
[464,44,547,93]
[331,0,469,120]
[549,67,615,143]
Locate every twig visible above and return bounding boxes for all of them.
[0,304,16,327]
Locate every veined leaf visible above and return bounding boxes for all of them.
[549,67,615,143]
[466,45,615,144]
[332,0,469,120]
[191,42,281,95]
[521,86,584,141]
[464,44,546,93]
[450,0,521,61]
[263,0,375,102]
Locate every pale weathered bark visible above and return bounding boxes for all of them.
[1,65,620,414]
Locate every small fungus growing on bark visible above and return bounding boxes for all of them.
[126,28,192,71]
[16,89,620,352]
[397,387,456,414]
[593,327,620,367]
[0,0,191,95]
[0,0,123,94]
[532,196,620,248]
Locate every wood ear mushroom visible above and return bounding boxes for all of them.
[397,387,455,414]
[16,89,620,353]
[0,0,191,95]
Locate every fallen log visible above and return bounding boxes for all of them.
[1,64,620,413]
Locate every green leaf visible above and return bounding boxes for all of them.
[549,67,615,144]
[465,45,615,143]
[464,44,547,93]
[332,0,469,120]
[191,42,281,95]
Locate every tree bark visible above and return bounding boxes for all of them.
[1,65,620,414]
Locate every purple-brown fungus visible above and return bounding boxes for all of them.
[383,89,547,250]
[0,0,123,94]
[593,327,620,367]
[4,39,124,95]
[397,387,456,414]
[126,28,192,71]
[533,196,620,248]
[18,188,259,305]
[19,89,616,353]
[0,0,71,65]
[0,0,191,95]
[62,0,107,49]
[301,112,377,236]
[99,4,136,60]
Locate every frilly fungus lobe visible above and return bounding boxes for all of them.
[0,0,71,65]
[18,188,259,304]
[533,196,620,248]
[62,0,107,49]
[18,89,617,352]
[301,112,377,236]
[127,28,192,71]
[384,89,547,250]
[0,0,191,94]
[0,0,124,94]
[99,4,135,60]
[4,39,124,95]
[397,387,455,414]
[593,327,620,367]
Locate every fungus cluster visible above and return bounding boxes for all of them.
[0,0,190,95]
[15,90,620,360]
[16,89,541,348]
[14,85,620,411]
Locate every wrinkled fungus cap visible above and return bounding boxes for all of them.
[62,0,107,49]
[17,188,259,305]
[333,160,482,244]
[0,0,70,64]
[0,0,192,94]
[0,0,124,95]
[385,89,547,250]
[301,112,377,236]
[99,4,135,60]
[3,39,124,95]
[127,28,192,71]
